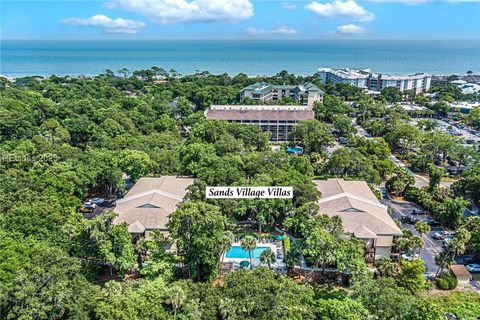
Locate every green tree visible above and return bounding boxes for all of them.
[166,285,187,317]
[428,164,445,194]
[381,87,402,103]
[396,259,427,293]
[241,235,257,270]
[259,248,276,269]
[376,258,396,277]
[0,232,98,319]
[168,201,231,281]
[290,119,334,154]
[414,220,431,237]
[386,168,415,197]
[352,276,415,320]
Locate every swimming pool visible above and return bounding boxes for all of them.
[225,246,271,259]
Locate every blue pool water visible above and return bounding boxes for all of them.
[226,246,270,259]
[286,147,303,154]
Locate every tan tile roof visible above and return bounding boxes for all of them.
[113,176,194,233]
[205,108,315,121]
[314,179,402,238]
[450,264,472,278]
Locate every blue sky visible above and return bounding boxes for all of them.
[1,0,479,40]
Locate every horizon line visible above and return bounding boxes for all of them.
[2,38,480,41]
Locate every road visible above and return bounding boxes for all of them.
[381,197,443,274]
[353,120,451,188]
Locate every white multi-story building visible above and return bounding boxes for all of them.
[318,67,432,94]
[318,68,370,88]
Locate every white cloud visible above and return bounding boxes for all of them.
[281,2,297,9]
[336,24,367,34]
[104,0,254,24]
[245,26,298,36]
[60,14,146,34]
[365,0,427,3]
[305,0,375,22]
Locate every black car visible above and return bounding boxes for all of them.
[423,217,440,227]
[411,209,425,216]
[401,216,419,224]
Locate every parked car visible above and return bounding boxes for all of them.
[466,263,480,273]
[80,206,94,213]
[401,216,419,224]
[104,197,117,207]
[442,236,455,248]
[411,209,426,216]
[91,197,105,205]
[433,230,455,240]
[401,253,419,261]
[83,201,97,209]
[454,255,474,264]
[423,217,440,226]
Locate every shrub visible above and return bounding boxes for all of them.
[436,273,458,290]
[436,277,449,290]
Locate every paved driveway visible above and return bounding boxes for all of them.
[381,197,443,274]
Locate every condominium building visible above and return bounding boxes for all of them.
[205,105,314,143]
[113,176,194,242]
[314,178,403,261]
[240,82,323,107]
[318,68,370,88]
[318,67,432,93]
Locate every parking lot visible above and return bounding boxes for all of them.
[81,197,117,220]
[381,196,443,274]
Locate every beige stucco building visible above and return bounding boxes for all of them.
[113,176,194,240]
[314,178,403,261]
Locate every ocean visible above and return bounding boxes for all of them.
[1,40,479,77]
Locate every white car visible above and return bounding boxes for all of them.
[401,253,419,261]
[466,263,480,273]
[83,201,97,208]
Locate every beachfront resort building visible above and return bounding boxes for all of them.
[240,82,323,107]
[318,67,432,94]
[205,104,314,143]
[113,176,194,242]
[314,178,403,262]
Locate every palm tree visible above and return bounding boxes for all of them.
[435,251,454,277]
[410,235,424,255]
[241,236,257,270]
[414,221,431,237]
[218,231,234,275]
[166,285,186,317]
[376,258,396,277]
[219,297,236,320]
[435,237,466,276]
[259,249,276,270]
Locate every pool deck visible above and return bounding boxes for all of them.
[223,241,287,271]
